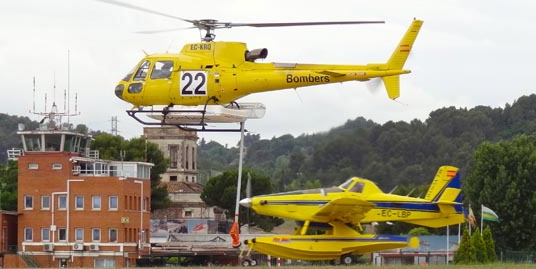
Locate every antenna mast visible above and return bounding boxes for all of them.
[67,50,71,124]
[30,51,80,131]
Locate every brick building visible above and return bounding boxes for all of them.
[0,211,17,266]
[5,121,152,268]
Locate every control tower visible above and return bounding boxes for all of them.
[7,106,153,268]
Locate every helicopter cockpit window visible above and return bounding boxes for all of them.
[151,61,173,79]
[133,60,150,81]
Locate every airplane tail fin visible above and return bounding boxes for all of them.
[405,166,464,228]
[424,166,462,204]
[382,19,423,99]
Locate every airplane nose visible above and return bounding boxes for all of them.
[239,198,252,208]
[114,84,125,100]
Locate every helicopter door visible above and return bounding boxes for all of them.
[145,60,174,104]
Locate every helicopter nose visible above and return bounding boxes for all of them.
[239,198,252,208]
[114,84,125,100]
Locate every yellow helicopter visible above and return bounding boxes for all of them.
[100,1,423,130]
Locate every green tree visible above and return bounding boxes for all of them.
[408,227,431,236]
[0,160,18,211]
[200,169,283,232]
[464,135,536,251]
[453,226,476,264]
[91,134,170,211]
[482,226,497,262]
[471,228,488,263]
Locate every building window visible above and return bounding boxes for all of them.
[75,196,84,210]
[109,196,118,210]
[142,197,147,211]
[24,195,33,210]
[24,228,33,241]
[41,228,50,242]
[92,196,101,210]
[95,258,115,268]
[184,210,192,217]
[170,176,177,182]
[41,196,50,210]
[169,145,179,169]
[52,163,62,170]
[58,195,67,210]
[186,146,189,169]
[192,147,196,170]
[109,228,118,242]
[28,163,39,170]
[92,228,101,242]
[75,228,84,241]
[186,176,189,182]
[58,228,67,241]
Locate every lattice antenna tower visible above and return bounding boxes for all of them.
[111,116,119,135]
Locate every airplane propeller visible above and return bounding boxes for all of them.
[96,0,384,41]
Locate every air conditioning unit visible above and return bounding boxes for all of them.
[72,243,84,251]
[43,243,54,252]
[89,244,99,251]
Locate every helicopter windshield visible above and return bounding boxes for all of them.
[151,61,173,79]
[133,60,150,81]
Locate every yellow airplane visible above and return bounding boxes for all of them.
[239,166,464,263]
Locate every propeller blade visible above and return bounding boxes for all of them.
[230,21,384,28]
[96,0,194,23]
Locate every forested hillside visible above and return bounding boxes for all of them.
[0,114,39,162]
[199,94,536,192]
[2,94,536,193]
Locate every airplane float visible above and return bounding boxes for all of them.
[99,0,423,130]
[239,166,465,264]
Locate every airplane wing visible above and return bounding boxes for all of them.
[314,197,375,224]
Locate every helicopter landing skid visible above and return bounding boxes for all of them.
[126,103,266,132]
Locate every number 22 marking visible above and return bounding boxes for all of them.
[180,71,207,96]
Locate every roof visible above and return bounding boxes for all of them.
[165,181,204,194]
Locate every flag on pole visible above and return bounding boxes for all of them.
[482,205,499,222]
[466,205,477,228]
[229,221,241,248]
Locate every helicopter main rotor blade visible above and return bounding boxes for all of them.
[135,27,196,34]
[96,0,195,23]
[229,21,385,28]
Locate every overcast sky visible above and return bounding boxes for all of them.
[1,1,534,146]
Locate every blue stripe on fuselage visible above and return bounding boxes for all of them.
[373,202,439,211]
